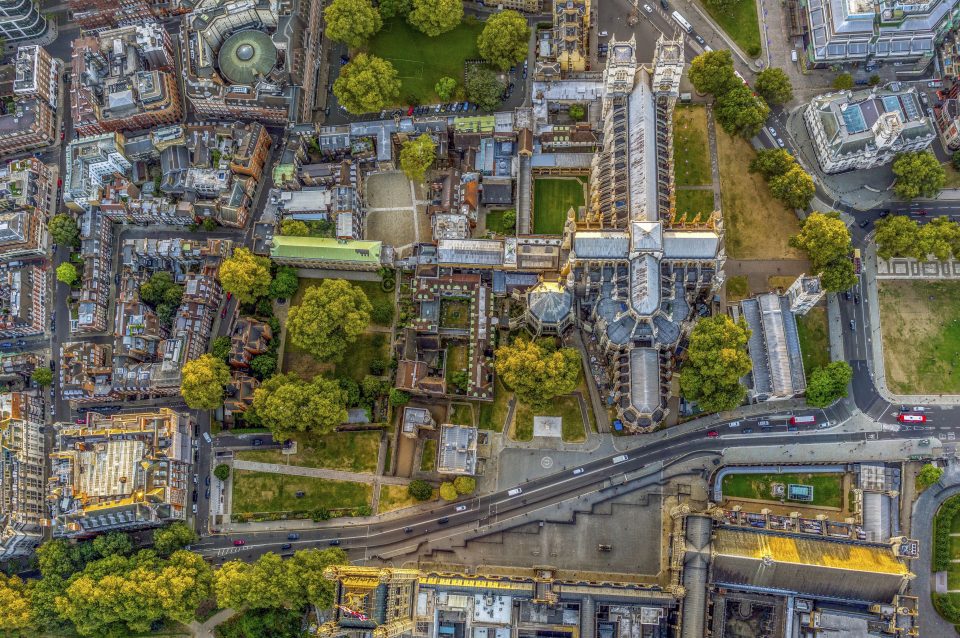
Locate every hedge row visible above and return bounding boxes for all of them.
[933,495,960,572]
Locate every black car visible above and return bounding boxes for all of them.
[287,533,300,540]
[204,488,210,499]
[252,438,263,446]
[281,543,292,550]
[49,360,55,370]
[858,219,871,228]
[404,527,414,533]
[329,539,341,546]
[192,490,198,503]
[854,294,860,304]
[438,517,450,525]
[205,475,210,486]
[878,210,890,217]
[844,290,851,300]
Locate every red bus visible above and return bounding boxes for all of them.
[898,413,926,423]
[789,415,817,425]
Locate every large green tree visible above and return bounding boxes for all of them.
[918,216,959,261]
[399,134,436,182]
[464,65,505,111]
[917,463,944,491]
[251,373,348,439]
[49,213,80,247]
[140,271,183,308]
[754,67,793,105]
[215,549,347,611]
[832,73,854,90]
[218,247,272,304]
[892,151,946,200]
[714,84,770,138]
[408,0,463,36]
[32,366,53,387]
[0,575,32,632]
[269,265,299,300]
[280,218,310,237]
[688,49,739,96]
[153,522,198,558]
[56,262,78,285]
[769,165,816,210]
[874,214,921,259]
[287,279,372,361]
[324,0,382,48]
[435,76,457,100]
[180,354,231,410]
[477,10,530,71]
[749,148,796,179]
[679,315,752,413]
[334,53,401,115]
[790,212,857,292]
[494,339,580,408]
[379,0,412,18]
[805,361,853,407]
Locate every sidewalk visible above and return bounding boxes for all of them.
[188,608,236,638]
[231,459,411,485]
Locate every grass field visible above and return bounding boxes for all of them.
[367,19,483,104]
[378,484,435,513]
[716,128,804,260]
[232,471,371,514]
[673,105,711,187]
[235,431,381,473]
[449,403,474,426]
[725,275,749,302]
[721,472,843,509]
[796,306,830,379]
[440,299,471,329]
[332,332,391,383]
[533,178,584,234]
[478,375,511,432]
[484,210,514,236]
[674,189,715,222]
[512,395,586,442]
[879,280,960,394]
[445,343,469,388]
[420,439,437,471]
[699,0,761,57]
[944,162,960,189]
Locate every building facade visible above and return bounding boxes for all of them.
[0,0,49,45]
[13,45,61,110]
[0,392,45,559]
[803,85,936,173]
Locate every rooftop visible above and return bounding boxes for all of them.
[270,236,382,263]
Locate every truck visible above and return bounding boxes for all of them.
[853,248,862,274]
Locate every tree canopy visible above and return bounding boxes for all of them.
[408,0,463,36]
[679,314,752,413]
[379,0,412,18]
[324,0,382,48]
[892,150,946,200]
[56,262,78,285]
[769,165,815,210]
[399,133,437,182]
[435,76,457,100]
[287,279,372,361]
[218,247,272,304]
[832,73,854,90]
[477,10,530,70]
[439,482,458,501]
[334,54,401,115]
[49,213,80,246]
[805,361,852,407]
[917,463,944,491]
[688,50,739,96]
[749,148,796,179]
[874,214,921,259]
[918,216,958,261]
[140,271,183,308]
[153,522,198,557]
[494,339,580,408]
[251,373,348,440]
[269,265,299,300]
[214,463,230,481]
[408,479,433,500]
[214,549,347,611]
[180,354,231,410]
[714,84,770,138]
[280,218,310,237]
[32,366,53,387]
[790,211,857,291]
[754,67,793,105]
[464,65,504,111]
[0,575,31,632]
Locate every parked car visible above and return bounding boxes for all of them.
[233,540,245,546]
[252,438,263,446]
[204,488,210,499]
[643,3,653,11]
[287,533,300,540]
[858,218,871,228]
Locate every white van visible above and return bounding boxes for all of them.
[728,420,741,428]
[202,431,212,444]
[791,50,798,63]
[507,488,523,497]
[612,455,629,464]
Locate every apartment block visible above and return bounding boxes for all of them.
[48,408,193,538]
[60,341,114,402]
[482,0,541,10]
[0,207,48,260]
[68,0,157,30]
[71,24,181,136]
[0,157,56,217]
[75,209,113,334]
[0,392,45,559]
[64,133,133,212]
[0,264,47,337]
[13,45,61,110]
[0,98,55,157]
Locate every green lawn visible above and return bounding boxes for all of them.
[420,439,437,471]
[367,18,484,104]
[721,472,843,509]
[449,403,474,426]
[674,189,715,222]
[699,0,761,57]
[512,393,586,443]
[292,278,393,326]
[379,484,435,513]
[332,332,391,383]
[235,431,381,473]
[232,471,371,514]
[672,105,711,187]
[533,178,584,234]
[440,299,471,329]
[726,275,749,301]
[796,306,830,380]
[485,210,514,236]
[478,375,511,432]
[445,342,469,389]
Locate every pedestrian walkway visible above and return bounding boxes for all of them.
[705,104,722,212]
[231,459,411,486]
[188,608,237,638]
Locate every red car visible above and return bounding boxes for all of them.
[226,292,232,301]
[407,106,415,116]
[221,307,228,318]
[57,178,62,188]
[706,430,719,438]
[233,540,245,546]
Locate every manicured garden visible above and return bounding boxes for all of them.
[231,470,371,515]
[932,495,960,625]
[440,299,472,329]
[366,18,483,104]
[449,403,474,426]
[721,472,843,509]
[674,189,715,223]
[478,375,511,432]
[796,306,830,380]
[332,332,391,383]
[672,105,712,187]
[484,209,514,236]
[420,439,437,471]
[533,178,585,234]
[378,484,435,513]
[235,431,381,473]
[512,395,586,442]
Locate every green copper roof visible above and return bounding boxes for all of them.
[217,30,277,85]
[271,236,382,263]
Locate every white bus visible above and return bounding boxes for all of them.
[671,11,693,33]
